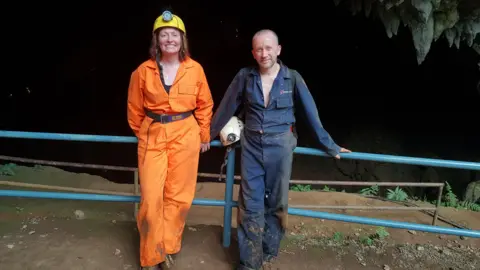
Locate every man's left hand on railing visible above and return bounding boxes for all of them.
[201,142,211,153]
[334,147,351,159]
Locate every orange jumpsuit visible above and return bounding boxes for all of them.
[127,57,213,267]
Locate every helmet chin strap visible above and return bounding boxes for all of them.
[155,46,163,71]
[218,146,233,182]
[218,116,243,182]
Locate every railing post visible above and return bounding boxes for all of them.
[222,147,236,248]
[432,184,444,225]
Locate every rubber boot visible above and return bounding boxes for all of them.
[141,266,160,270]
[159,254,176,269]
[262,255,275,270]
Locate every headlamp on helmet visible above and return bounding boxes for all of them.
[162,10,173,22]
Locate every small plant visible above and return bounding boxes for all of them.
[429,181,480,212]
[386,186,408,201]
[322,185,336,192]
[357,227,389,246]
[443,181,458,207]
[375,227,390,240]
[458,201,480,212]
[290,184,312,192]
[360,235,373,246]
[359,185,379,196]
[0,163,16,176]
[332,231,344,242]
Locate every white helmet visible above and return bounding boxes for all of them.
[219,116,244,146]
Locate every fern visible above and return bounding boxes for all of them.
[443,181,458,207]
[322,185,336,192]
[290,184,312,192]
[359,185,379,196]
[436,182,479,212]
[0,163,16,176]
[458,201,480,212]
[386,187,408,201]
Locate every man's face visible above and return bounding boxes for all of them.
[252,32,281,70]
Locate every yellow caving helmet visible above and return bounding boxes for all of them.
[153,10,186,34]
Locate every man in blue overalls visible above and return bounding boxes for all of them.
[209,29,351,270]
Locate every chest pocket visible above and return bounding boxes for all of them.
[276,96,293,108]
[171,83,198,112]
[275,75,296,109]
[178,84,198,95]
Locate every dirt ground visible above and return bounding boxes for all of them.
[0,165,479,270]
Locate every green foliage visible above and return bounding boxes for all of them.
[386,186,409,201]
[437,182,480,212]
[443,181,459,207]
[290,184,312,192]
[358,226,390,246]
[289,180,479,212]
[375,227,390,239]
[322,185,336,192]
[359,185,379,196]
[332,231,344,242]
[458,201,480,212]
[360,235,373,246]
[0,163,16,176]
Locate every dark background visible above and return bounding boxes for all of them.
[1,1,479,190]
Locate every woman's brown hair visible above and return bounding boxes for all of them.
[149,28,190,62]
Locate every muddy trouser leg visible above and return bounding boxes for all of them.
[262,130,296,262]
[237,133,266,270]
[137,122,169,268]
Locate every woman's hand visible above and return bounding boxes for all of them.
[200,142,211,153]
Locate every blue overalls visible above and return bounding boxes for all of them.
[210,60,341,270]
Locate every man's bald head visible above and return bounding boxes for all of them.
[251,29,282,71]
[252,29,279,48]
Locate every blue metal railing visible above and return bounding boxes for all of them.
[1,130,480,245]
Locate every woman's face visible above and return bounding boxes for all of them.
[158,27,182,55]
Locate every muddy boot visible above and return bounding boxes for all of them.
[262,255,276,270]
[141,265,160,270]
[262,261,273,270]
[159,254,176,269]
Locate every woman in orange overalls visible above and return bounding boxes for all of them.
[127,10,214,269]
